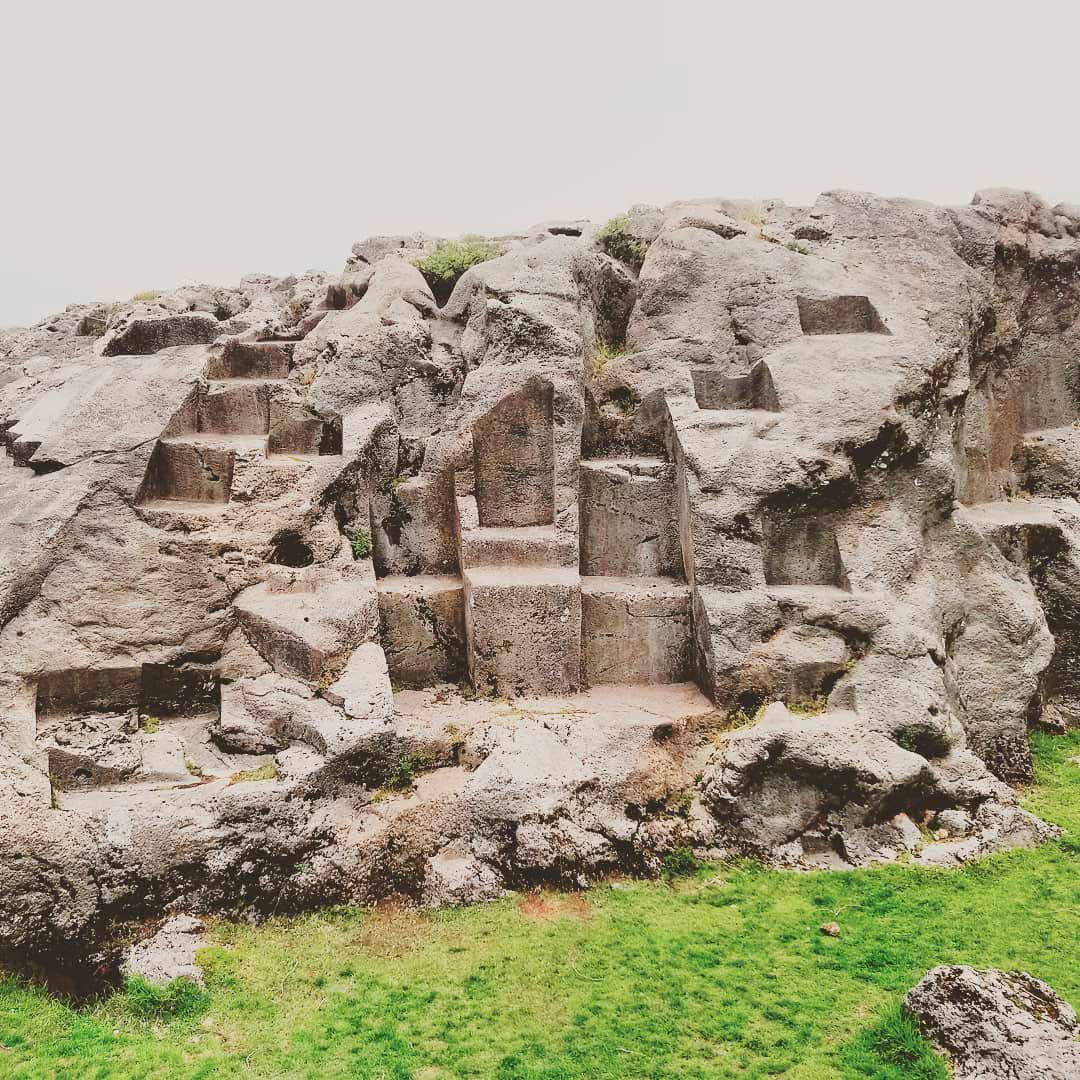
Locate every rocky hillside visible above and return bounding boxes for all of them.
[2,188,1078,983]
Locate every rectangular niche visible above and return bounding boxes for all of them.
[139,664,220,719]
[473,377,555,527]
[692,360,779,411]
[762,511,849,589]
[36,666,142,721]
[797,295,888,336]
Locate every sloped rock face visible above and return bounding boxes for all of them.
[905,966,1080,1079]
[1,192,1077,975]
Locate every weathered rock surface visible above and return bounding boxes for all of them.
[2,188,1078,976]
[121,915,207,986]
[905,966,1080,1079]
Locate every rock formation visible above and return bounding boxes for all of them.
[905,966,1080,1079]
[2,188,1077,979]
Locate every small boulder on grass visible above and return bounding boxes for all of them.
[904,965,1080,1080]
[820,922,841,937]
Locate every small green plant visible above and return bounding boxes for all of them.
[671,789,694,819]
[607,386,640,415]
[385,754,418,791]
[229,762,279,784]
[415,239,499,302]
[785,240,811,255]
[597,215,648,271]
[184,758,207,779]
[661,846,702,881]
[350,528,372,560]
[141,715,160,734]
[117,975,210,1021]
[710,702,767,742]
[592,340,627,373]
[897,730,918,753]
[131,290,159,302]
[378,473,409,495]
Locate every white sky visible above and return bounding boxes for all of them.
[3,0,1078,327]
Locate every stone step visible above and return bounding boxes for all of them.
[206,340,294,380]
[197,380,272,435]
[138,434,265,504]
[268,401,343,456]
[376,575,466,688]
[460,523,573,569]
[455,493,572,569]
[1018,426,1080,499]
[371,475,459,578]
[581,576,692,685]
[797,294,888,335]
[136,499,232,518]
[463,565,581,696]
[234,567,379,683]
[579,458,684,578]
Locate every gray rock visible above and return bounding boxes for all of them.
[121,915,207,986]
[100,312,224,356]
[905,966,1080,1079]
[1,188,1077,973]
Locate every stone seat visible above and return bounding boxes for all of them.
[459,523,573,569]
[197,379,273,435]
[375,575,466,688]
[138,434,266,505]
[581,576,691,685]
[462,565,582,696]
[206,340,293,379]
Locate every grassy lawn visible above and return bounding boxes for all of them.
[2,731,1078,1079]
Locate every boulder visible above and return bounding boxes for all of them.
[905,966,1080,1080]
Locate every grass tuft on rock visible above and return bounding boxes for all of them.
[415,239,499,304]
[597,214,648,271]
[228,762,278,785]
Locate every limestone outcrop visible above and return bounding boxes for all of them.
[2,189,1077,978]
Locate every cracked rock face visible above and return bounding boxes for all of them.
[1,190,1077,975]
[905,966,1080,1079]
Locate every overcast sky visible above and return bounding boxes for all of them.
[3,0,1077,327]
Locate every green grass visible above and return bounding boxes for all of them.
[2,731,1077,1078]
